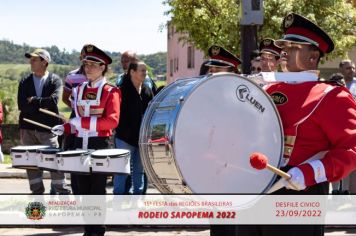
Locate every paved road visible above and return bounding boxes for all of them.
[0,178,52,194]
[0,177,160,194]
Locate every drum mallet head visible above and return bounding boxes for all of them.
[249,152,291,179]
[250,152,268,170]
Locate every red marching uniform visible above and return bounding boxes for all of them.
[266,81,356,187]
[64,79,121,145]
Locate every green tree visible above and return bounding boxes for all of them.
[164,0,356,61]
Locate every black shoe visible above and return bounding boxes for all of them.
[331,190,340,195]
[342,190,350,195]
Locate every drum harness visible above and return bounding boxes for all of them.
[72,80,107,168]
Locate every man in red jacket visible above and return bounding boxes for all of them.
[259,38,282,72]
[205,45,242,73]
[236,13,356,236]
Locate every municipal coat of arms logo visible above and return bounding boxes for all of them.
[25,202,46,220]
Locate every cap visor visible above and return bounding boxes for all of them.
[275,39,312,47]
[260,50,279,56]
[25,53,39,58]
[81,58,103,64]
[82,56,105,64]
[205,60,232,68]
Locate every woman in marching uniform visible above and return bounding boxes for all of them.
[52,44,121,236]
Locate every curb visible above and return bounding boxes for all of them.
[0,164,51,179]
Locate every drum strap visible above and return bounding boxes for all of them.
[265,71,319,83]
[73,79,106,150]
[253,71,319,85]
[282,86,335,166]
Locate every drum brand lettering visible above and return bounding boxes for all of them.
[236,85,265,113]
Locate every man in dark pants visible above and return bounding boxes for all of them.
[235,13,356,236]
[18,48,70,195]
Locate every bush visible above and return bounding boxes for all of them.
[1,124,20,154]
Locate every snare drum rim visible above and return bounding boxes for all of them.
[37,148,62,154]
[56,151,90,157]
[91,152,130,159]
[11,145,50,153]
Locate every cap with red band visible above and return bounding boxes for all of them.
[205,45,242,69]
[275,13,334,54]
[259,38,282,57]
[82,44,112,65]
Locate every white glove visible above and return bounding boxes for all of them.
[284,167,306,191]
[69,117,81,129]
[51,125,65,136]
[268,167,306,193]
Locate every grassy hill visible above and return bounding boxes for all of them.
[0,63,77,81]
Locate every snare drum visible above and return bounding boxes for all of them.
[11,145,49,169]
[56,150,90,174]
[91,149,130,174]
[36,148,62,171]
[139,73,284,194]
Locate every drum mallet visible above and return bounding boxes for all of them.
[23,118,52,131]
[250,152,300,191]
[39,108,68,122]
[249,152,291,179]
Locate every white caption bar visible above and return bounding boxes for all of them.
[0,195,355,225]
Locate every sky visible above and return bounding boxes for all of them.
[0,0,170,54]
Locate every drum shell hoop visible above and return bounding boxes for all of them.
[90,153,130,159]
[56,152,90,158]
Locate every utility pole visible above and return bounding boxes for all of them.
[239,0,264,74]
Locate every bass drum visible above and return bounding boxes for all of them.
[139,73,284,194]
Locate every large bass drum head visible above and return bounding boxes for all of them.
[174,73,283,193]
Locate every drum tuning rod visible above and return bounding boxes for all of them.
[23,118,52,131]
[250,152,291,179]
[39,108,68,122]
